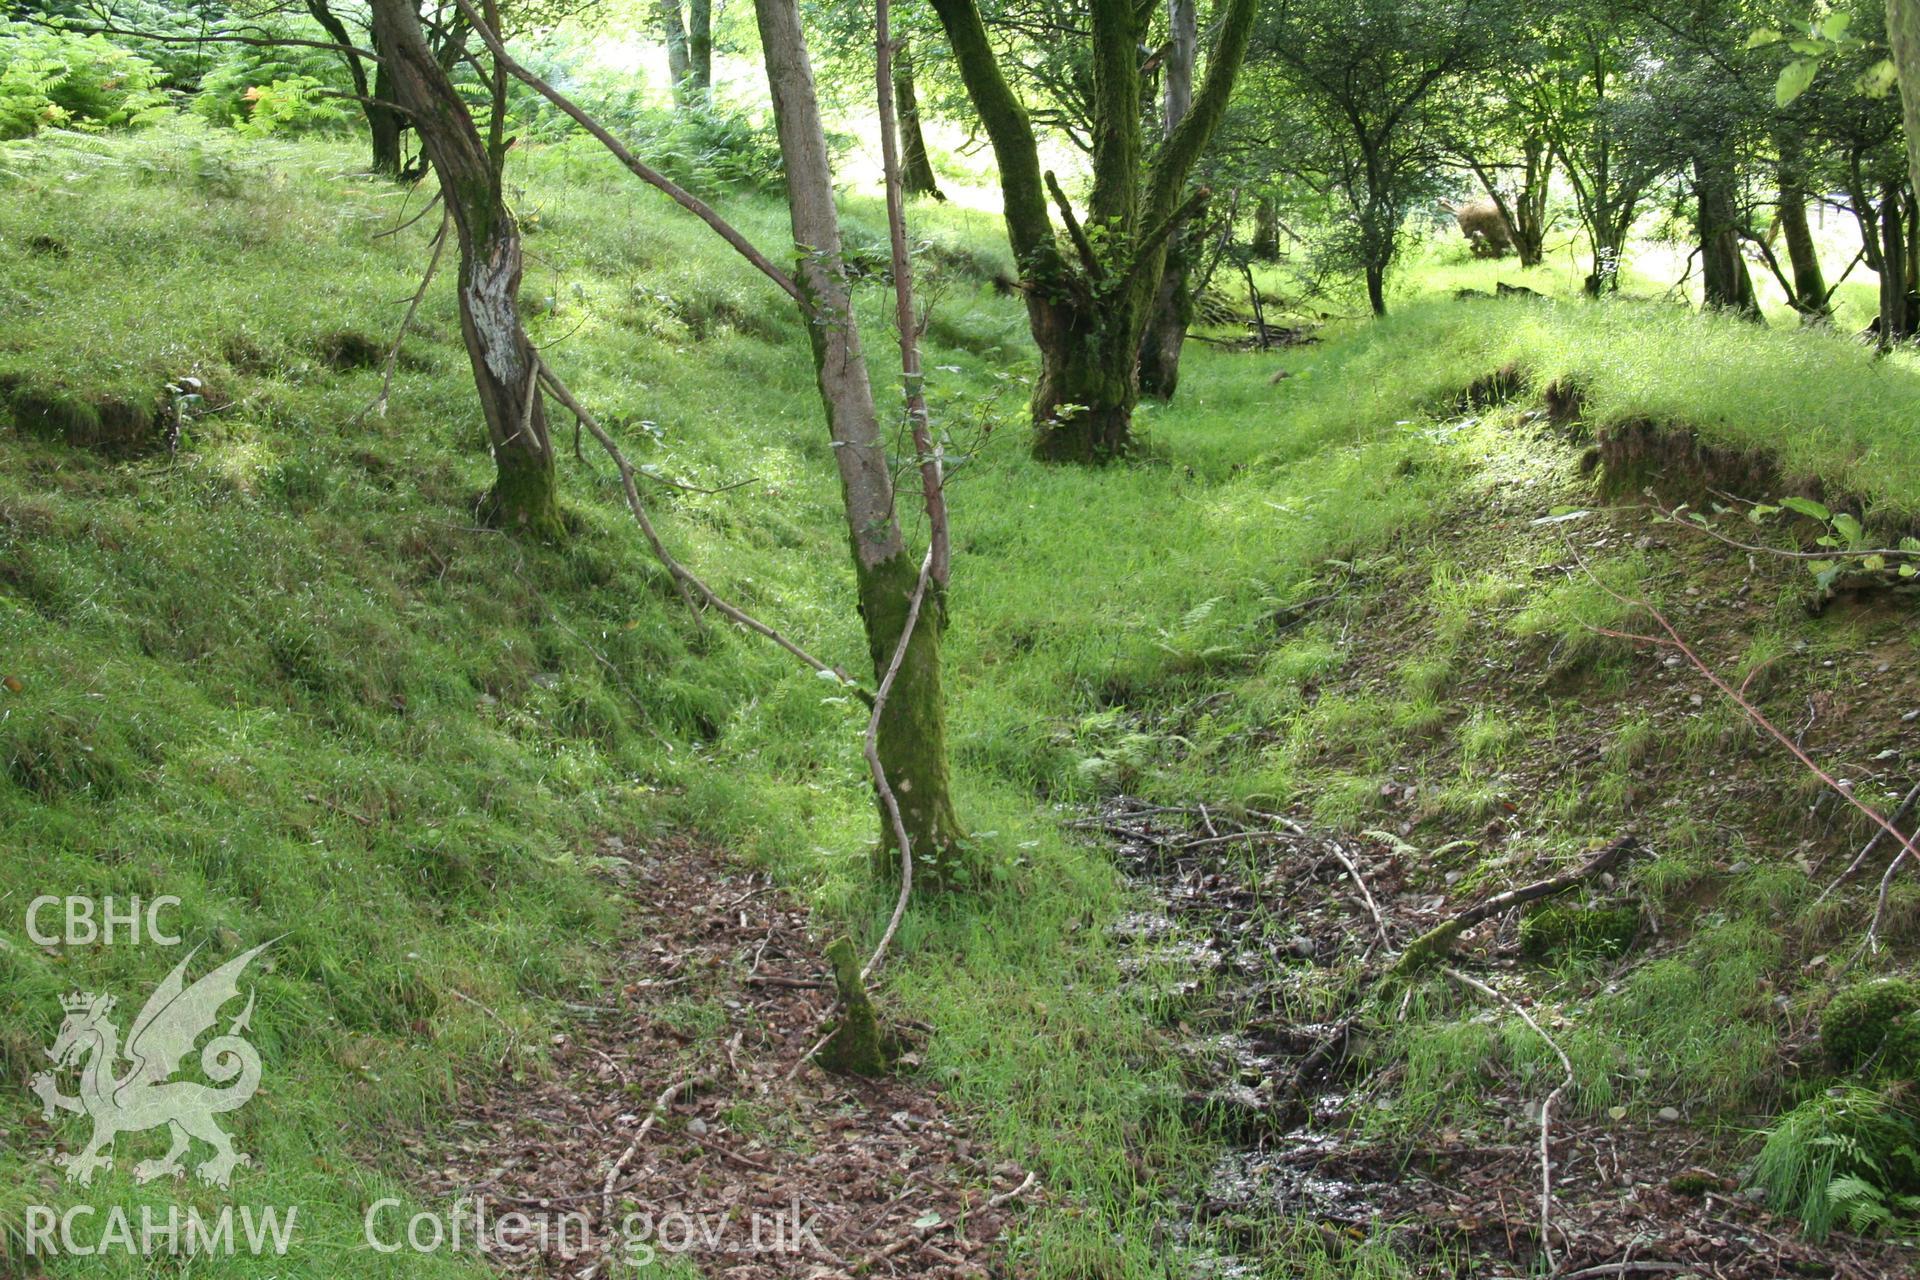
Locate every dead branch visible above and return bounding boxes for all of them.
[1330,839,1390,950]
[535,356,870,697]
[1443,966,1572,1271]
[986,1169,1039,1209]
[1564,538,1920,950]
[354,207,451,426]
[1819,780,1920,904]
[451,0,807,309]
[1393,836,1639,973]
[600,1070,715,1225]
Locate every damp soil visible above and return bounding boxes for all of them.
[1090,796,1919,1279]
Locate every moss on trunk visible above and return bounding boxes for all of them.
[856,549,975,889]
[817,937,900,1075]
[481,445,566,542]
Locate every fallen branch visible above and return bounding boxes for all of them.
[1443,967,1572,1271]
[1393,836,1639,973]
[1818,780,1920,904]
[600,1071,716,1226]
[986,1170,1039,1209]
[1329,839,1389,951]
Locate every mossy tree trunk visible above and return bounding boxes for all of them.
[894,43,944,200]
[929,0,1257,462]
[1250,194,1280,260]
[688,0,713,93]
[754,0,974,887]
[1889,0,1920,217]
[1137,0,1197,402]
[368,0,562,540]
[1694,152,1760,320]
[658,0,695,103]
[1776,135,1828,319]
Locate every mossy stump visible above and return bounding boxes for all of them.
[1822,979,1920,1076]
[817,937,900,1076]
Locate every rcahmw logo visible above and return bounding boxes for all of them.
[23,897,300,1257]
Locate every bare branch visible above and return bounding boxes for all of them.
[449,0,807,309]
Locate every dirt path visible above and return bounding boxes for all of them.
[406,836,1026,1278]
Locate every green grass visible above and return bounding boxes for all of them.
[7,116,1920,1273]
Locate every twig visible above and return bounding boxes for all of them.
[1818,780,1920,904]
[1443,967,1571,1271]
[600,1071,715,1225]
[1564,537,1920,951]
[1653,500,1918,563]
[1330,840,1390,949]
[354,207,451,426]
[536,356,872,699]
[451,0,807,309]
[985,1170,1038,1209]
[1561,1264,1689,1280]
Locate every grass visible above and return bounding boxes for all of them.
[5,114,1920,1273]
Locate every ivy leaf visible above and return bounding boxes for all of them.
[1777,58,1820,105]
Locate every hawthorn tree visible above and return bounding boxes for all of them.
[928,0,1258,462]
[366,0,562,537]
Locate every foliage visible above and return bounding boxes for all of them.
[1752,1084,1920,1239]
[191,27,354,133]
[0,21,171,139]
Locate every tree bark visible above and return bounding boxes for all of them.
[894,43,943,200]
[367,0,562,539]
[929,0,1256,461]
[1251,194,1280,260]
[1878,182,1911,343]
[1365,263,1387,317]
[1776,159,1828,319]
[307,0,406,177]
[753,0,973,886]
[657,0,694,103]
[1889,0,1920,211]
[688,0,713,92]
[1694,153,1760,320]
[1137,0,1197,402]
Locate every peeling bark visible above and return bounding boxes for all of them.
[367,0,561,539]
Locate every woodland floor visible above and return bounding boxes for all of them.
[405,836,1026,1279]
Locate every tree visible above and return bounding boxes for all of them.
[928,0,1258,462]
[894,38,943,199]
[462,0,976,884]
[366,0,562,538]
[1137,0,1196,400]
[1261,0,1513,315]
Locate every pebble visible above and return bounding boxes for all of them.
[687,1117,709,1136]
[1657,1106,1681,1122]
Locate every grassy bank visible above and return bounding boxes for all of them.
[4,122,1919,1275]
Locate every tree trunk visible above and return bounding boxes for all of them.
[688,0,713,92]
[307,0,406,177]
[1879,182,1910,343]
[1776,170,1828,319]
[1889,0,1920,210]
[1137,0,1197,402]
[367,0,562,539]
[753,0,973,886]
[1365,263,1387,316]
[367,98,405,176]
[1694,154,1760,319]
[1251,194,1279,260]
[928,0,1255,462]
[894,45,943,200]
[657,0,694,103]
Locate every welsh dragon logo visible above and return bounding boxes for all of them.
[30,942,271,1189]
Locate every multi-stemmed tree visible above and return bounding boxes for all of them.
[927,0,1258,462]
